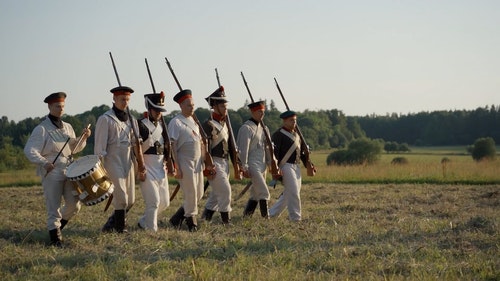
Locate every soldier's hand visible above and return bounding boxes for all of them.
[242,169,251,179]
[44,162,54,173]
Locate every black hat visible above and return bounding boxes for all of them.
[144,91,167,112]
[205,86,228,106]
[279,110,296,119]
[247,100,265,112]
[44,92,67,104]
[173,89,192,104]
[110,86,134,95]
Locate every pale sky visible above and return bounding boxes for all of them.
[1,0,499,122]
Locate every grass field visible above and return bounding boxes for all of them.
[0,147,498,280]
[0,183,498,280]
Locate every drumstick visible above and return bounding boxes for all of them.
[71,124,92,156]
[44,137,71,178]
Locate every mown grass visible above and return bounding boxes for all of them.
[0,183,498,280]
[1,146,498,280]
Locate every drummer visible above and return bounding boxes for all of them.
[24,92,92,247]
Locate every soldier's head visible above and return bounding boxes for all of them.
[44,92,67,117]
[248,101,265,122]
[110,86,134,111]
[174,89,194,117]
[280,110,297,131]
[206,86,228,117]
[144,91,166,120]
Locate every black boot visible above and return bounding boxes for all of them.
[185,216,198,232]
[101,212,116,233]
[243,199,258,217]
[60,219,68,230]
[201,208,215,222]
[259,200,269,219]
[169,207,185,229]
[220,212,231,225]
[49,228,63,247]
[114,209,127,233]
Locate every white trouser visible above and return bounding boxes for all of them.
[139,177,170,231]
[42,172,81,230]
[269,163,302,221]
[248,163,270,201]
[205,157,232,213]
[178,141,204,217]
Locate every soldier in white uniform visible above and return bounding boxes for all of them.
[237,101,277,218]
[201,86,239,224]
[24,92,91,247]
[95,86,142,233]
[269,111,307,221]
[168,89,205,232]
[137,92,171,231]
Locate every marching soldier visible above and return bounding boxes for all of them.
[201,86,237,224]
[24,92,91,247]
[168,89,205,232]
[236,101,274,218]
[95,86,139,233]
[268,111,309,221]
[137,92,171,231]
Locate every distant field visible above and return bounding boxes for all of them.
[2,146,499,188]
[308,146,499,184]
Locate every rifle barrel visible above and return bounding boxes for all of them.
[240,72,254,102]
[145,58,156,93]
[165,57,183,91]
[109,52,122,86]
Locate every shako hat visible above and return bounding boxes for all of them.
[279,110,296,119]
[144,91,167,112]
[205,86,228,106]
[110,86,134,95]
[173,89,192,104]
[247,100,265,112]
[44,92,67,104]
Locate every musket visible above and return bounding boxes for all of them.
[274,78,316,176]
[108,52,146,181]
[240,72,280,178]
[144,58,176,174]
[215,68,242,180]
[164,57,215,176]
[43,137,70,178]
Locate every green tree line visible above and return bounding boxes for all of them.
[354,105,500,146]
[0,103,498,171]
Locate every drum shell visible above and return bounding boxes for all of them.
[66,155,114,206]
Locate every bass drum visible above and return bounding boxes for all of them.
[65,155,114,206]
